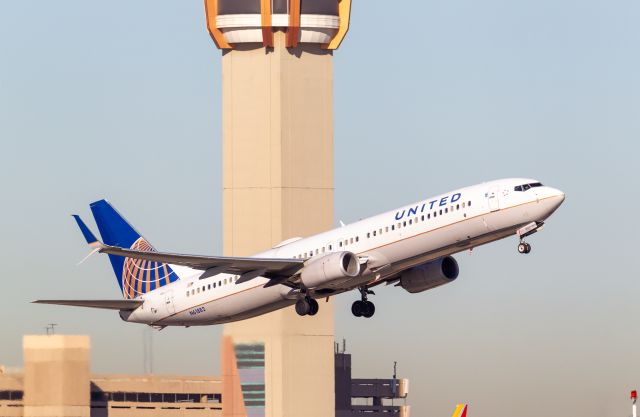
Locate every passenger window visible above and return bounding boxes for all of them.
[421,215,424,221]
[344,240,348,246]
[434,211,437,217]
[457,204,460,210]
[350,238,354,244]
[329,245,333,250]
[385,227,389,232]
[439,209,442,215]
[197,288,200,294]
[218,281,221,286]
[322,247,326,253]
[427,213,431,219]
[186,291,189,297]
[316,249,319,255]
[391,225,395,231]
[367,233,370,238]
[379,228,382,235]
[409,219,412,225]
[403,221,407,227]
[468,201,472,207]
[415,217,418,223]
[462,202,466,208]
[373,231,377,236]
[445,208,448,213]
[356,237,359,242]
[208,284,211,290]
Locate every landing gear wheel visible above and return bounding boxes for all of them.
[295,298,311,316]
[362,301,375,318]
[308,298,319,316]
[518,242,532,254]
[351,300,364,317]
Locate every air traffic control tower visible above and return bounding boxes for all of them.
[204,1,352,417]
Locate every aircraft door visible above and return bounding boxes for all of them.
[487,186,500,211]
[164,291,176,315]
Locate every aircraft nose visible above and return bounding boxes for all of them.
[548,187,565,206]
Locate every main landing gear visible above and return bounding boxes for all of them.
[352,287,375,318]
[295,296,319,316]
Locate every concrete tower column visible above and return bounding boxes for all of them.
[205,1,352,417]
[23,335,90,417]
[220,32,335,417]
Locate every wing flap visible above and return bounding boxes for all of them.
[33,300,143,310]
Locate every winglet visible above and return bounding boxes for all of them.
[452,404,468,417]
[72,215,102,248]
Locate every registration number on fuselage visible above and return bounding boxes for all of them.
[189,306,206,316]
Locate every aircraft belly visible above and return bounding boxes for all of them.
[158,283,292,326]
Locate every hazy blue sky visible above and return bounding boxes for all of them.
[1,1,639,416]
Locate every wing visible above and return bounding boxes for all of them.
[33,300,143,310]
[98,245,304,279]
[72,214,305,285]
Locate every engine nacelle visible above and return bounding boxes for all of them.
[399,256,459,294]
[301,251,360,289]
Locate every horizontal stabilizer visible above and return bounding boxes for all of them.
[32,300,143,310]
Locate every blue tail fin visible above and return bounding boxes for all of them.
[89,200,180,299]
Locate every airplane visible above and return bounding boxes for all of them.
[451,404,468,417]
[34,178,564,327]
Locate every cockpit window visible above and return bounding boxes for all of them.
[514,182,543,192]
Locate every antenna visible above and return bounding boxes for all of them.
[342,338,346,353]
[392,361,398,399]
[45,323,58,335]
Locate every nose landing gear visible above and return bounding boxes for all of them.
[351,287,375,318]
[517,242,531,254]
[516,222,541,255]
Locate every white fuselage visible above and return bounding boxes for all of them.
[123,178,564,326]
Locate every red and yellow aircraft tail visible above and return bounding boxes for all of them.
[451,404,468,417]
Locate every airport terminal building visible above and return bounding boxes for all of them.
[0,336,409,417]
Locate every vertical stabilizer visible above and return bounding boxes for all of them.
[452,404,468,417]
[88,200,180,299]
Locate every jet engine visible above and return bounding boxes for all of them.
[399,256,459,294]
[300,251,361,289]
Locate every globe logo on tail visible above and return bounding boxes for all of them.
[122,238,178,299]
